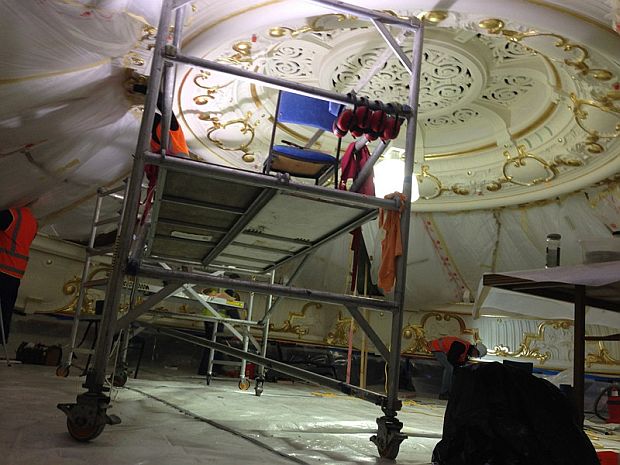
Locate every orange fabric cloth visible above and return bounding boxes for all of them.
[378,192,406,292]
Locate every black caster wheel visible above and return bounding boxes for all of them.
[206,374,212,385]
[66,417,105,442]
[56,365,70,378]
[254,386,263,397]
[112,371,128,387]
[238,378,251,391]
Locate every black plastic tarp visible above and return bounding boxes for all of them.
[432,362,599,465]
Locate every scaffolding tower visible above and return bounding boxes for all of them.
[57,0,424,459]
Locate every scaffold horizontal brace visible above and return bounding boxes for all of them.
[136,264,399,312]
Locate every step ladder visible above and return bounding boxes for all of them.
[57,181,128,377]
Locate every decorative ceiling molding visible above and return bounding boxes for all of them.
[176,1,620,211]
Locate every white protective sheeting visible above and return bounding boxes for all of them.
[1,364,441,465]
[0,0,147,225]
[337,184,619,308]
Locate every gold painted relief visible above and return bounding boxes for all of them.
[570,91,620,154]
[325,311,357,346]
[586,342,620,367]
[269,302,319,338]
[490,320,573,364]
[221,40,254,65]
[478,19,615,81]
[403,311,481,355]
[193,70,233,104]
[268,13,352,38]
[417,165,444,200]
[502,144,557,187]
[200,112,257,163]
[51,265,110,316]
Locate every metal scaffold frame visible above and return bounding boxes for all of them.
[57,0,424,459]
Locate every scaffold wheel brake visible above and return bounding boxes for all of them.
[58,391,121,442]
[370,415,406,460]
[254,377,264,397]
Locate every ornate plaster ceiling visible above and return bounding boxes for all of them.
[174,0,620,211]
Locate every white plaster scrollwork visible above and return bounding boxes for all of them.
[424,108,480,127]
[267,41,324,79]
[482,75,534,105]
[331,45,474,112]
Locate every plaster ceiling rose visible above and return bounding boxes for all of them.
[176,0,620,211]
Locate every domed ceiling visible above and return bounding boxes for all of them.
[172,0,620,211]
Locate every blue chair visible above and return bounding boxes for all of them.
[263,91,343,186]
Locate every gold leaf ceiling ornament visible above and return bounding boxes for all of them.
[477,18,615,82]
[501,144,558,187]
[177,3,620,210]
[202,112,257,163]
[570,91,620,153]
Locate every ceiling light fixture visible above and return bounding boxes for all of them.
[373,149,420,202]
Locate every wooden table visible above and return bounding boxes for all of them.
[482,260,620,424]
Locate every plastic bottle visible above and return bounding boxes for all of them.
[545,233,561,268]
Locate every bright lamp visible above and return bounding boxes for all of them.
[374,157,420,201]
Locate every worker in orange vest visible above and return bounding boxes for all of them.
[0,206,38,345]
[132,84,189,156]
[428,336,487,400]
[133,84,189,222]
[149,94,189,156]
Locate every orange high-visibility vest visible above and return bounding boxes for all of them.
[429,337,471,364]
[151,123,189,156]
[0,207,38,279]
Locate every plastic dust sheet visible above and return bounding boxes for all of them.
[1,364,444,465]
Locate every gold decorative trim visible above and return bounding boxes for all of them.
[425,142,497,159]
[52,265,111,315]
[586,342,620,367]
[200,112,257,163]
[417,165,444,200]
[478,19,615,82]
[268,14,350,38]
[419,11,449,24]
[220,40,254,65]
[269,302,319,338]
[192,70,233,104]
[502,144,557,187]
[403,311,481,355]
[325,310,356,346]
[490,320,572,364]
[570,91,620,153]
